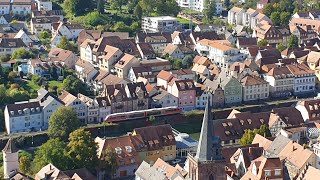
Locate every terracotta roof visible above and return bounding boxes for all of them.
[198,39,233,51]
[297,166,320,179]
[307,51,320,63]
[115,53,136,69]
[101,74,124,86]
[95,135,144,166]
[287,63,314,75]
[75,59,96,75]
[157,70,173,81]
[237,37,257,46]
[138,43,155,56]
[229,7,244,13]
[133,124,176,151]
[31,16,59,24]
[171,69,193,76]
[136,32,172,43]
[153,158,187,179]
[101,45,121,61]
[240,75,267,86]
[173,79,196,91]
[252,134,272,150]
[58,91,77,106]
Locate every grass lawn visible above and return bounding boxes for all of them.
[177,17,192,25]
[48,80,63,89]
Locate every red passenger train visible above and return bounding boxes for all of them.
[104,107,182,123]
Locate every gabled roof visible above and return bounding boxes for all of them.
[157,70,173,81]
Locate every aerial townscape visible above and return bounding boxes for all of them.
[0,0,320,179]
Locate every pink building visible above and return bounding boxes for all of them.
[168,79,196,111]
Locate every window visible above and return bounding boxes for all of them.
[275,169,281,176]
[265,170,271,177]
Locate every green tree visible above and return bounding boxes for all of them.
[182,55,193,68]
[48,106,80,140]
[240,129,255,145]
[63,0,92,16]
[139,0,154,15]
[32,138,69,173]
[8,71,16,81]
[280,12,291,26]
[8,89,29,102]
[66,128,98,170]
[111,21,131,32]
[19,156,31,174]
[263,4,274,17]
[277,43,286,52]
[134,4,143,19]
[203,0,216,20]
[258,124,272,137]
[39,31,52,45]
[62,75,86,95]
[109,0,126,13]
[57,36,77,52]
[11,48,34,59]
[98,146,117,178]
[270,12,281,26]
[0,54,11,62]
[0,85,8,105]
[258,39,268,47]
[288,34,299,49]
[13,61,21,71]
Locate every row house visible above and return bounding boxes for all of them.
[99,45,123,72]
[0,38,27,56]
[137,43,156,59]
[135,32,172,54]
[31,10,64,20]
[290,16,320,34]
[4,88,64,134]
[150,88,178,108]
[77,93,99,124]
[77,30,129,47]
[215,73,243,105]
[132,124,176,164]
[104,82,149,114]
[140,58,171,72]
[254,24,290,46]
[59,91,88,124]
[196,39,245,69]
[215,107,305,146]
[290,25,317,44]
[228,7,272,29]
[51,22,84,47]
[263,65,295,97]
[162,44,194,59]
[287,63,316,95]
[167,79,196,111]
[96,97,111,123]
[240,74,269,102]
[18,58,63,78]
[91,71,127,96]
[195,83,213,109]
[30,16,60,35]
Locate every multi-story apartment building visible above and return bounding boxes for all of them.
[216,74,243,105]
[4,102,43,134]
[263,65,295,97]
[114,54,140,79]
[167,79,196,111]
[142,16,181,33]
[96,97,111,123]
[228,7,245,25]
[254,24,290,46]
[176,0,222,14]
[0,0,10,15]
[59,91,88,124]
[99,45,123,72]
[196,39,244,69]
[104,82,149,114]
[36,88,64,129]
[135,32,172,54]
[12,0,32,15]
[240,75,269,102]
[295,99,320,122]
[287,63,316,95]
[35,0,53,11]
[242,8,258,28]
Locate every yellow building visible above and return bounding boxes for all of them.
[132,124,176,164]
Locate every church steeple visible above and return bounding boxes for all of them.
[195,98,213,162]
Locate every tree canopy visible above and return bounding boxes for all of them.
[11,48,34,60]
[48,106,81,140]
[258,39,268,47]
[57,36,77,52]
[66,128,98,170]
[63,0,93,16]
[98,146,117,178]
[62,75,87,95]
[288,34,299,49]
[32,138,69,173]
[240,125,271,145]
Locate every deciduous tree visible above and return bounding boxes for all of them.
[19,156,31,174]
[258,39,268,47]
[288,34,299,49]
[11,48,34,60]
[66,128,98,170]
[270,12,281,26]
[48,106,80,140]
[62,75,86,95]
[32,138,69,173]
[98,146,117,178]
[63,0,92,16]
